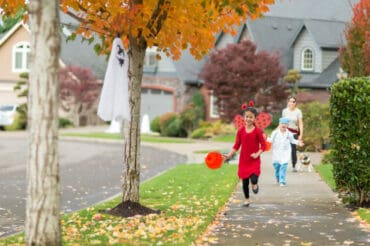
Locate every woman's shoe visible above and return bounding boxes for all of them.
[242,202,250,207]
[252,184,259,194]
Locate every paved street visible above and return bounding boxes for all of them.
[0,132,186,237]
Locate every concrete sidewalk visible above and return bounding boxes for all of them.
[199,153,370,246]
[134,134,369,245]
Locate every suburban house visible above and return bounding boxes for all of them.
[174,0,357,121]
[0,12,183,126]
[0,0,357,125]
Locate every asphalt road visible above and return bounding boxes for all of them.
[0,135,186,237]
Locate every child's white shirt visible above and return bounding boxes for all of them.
[268,129,299,164]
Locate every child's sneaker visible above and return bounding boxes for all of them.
[279,183,286,187]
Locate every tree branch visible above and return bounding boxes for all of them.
[146,0,170,38]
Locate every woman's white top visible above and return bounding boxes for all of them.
[282,108,302,131]
[268,129,299,164]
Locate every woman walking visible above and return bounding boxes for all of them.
[282,96,303,172]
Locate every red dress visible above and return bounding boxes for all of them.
[233,126,266,179]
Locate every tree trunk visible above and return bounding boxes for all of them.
[122,37,147,202]
[26,1,61,245]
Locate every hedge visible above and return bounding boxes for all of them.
[329,77,369,206]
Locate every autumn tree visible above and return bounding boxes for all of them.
[202,39,285,121]
[1,0,276,219]
[339,0,370,77]
[59,65,100,126]
[58,0,275,216]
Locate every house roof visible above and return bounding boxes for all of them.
[247,16,303,70]
[265,0,358,22]
[176,0,355,87]
[173,48,207,85]
[0,12,108,80]
[310,58,340,88]
[293,19,346,49]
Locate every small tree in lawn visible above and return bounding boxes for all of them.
[339,0,370,77]
[283,69,302,96]
[202,39,285,121]
[59,65,100,126]
[58,0,276,216]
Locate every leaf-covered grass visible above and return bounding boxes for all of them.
[314,163,336,190]
[61,132,193,143]
[357,208,370,224]
[0,164,238,246]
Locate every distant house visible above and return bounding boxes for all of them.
[0,12,184,125]
[0,0,357,124]
[174,0,357,121]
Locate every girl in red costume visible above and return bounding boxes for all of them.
[224,102,266,207]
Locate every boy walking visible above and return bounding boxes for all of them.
[268,117,304,186]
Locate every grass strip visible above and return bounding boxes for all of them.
[0,164,238,245]
[62,132,193,143]
[314,163,336,190]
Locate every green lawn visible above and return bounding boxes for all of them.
[0,164,238,245]
[314,164,336,190]
[62,132,194,143]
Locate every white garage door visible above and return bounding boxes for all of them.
[141,88,174,124]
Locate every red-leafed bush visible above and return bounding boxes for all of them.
[201,40,287,121]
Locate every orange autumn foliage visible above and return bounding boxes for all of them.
[58,0,275,59]
[1,0,275,60]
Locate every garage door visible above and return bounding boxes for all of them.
[141,88,174,124]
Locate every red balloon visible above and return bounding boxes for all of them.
[205,151,224,169]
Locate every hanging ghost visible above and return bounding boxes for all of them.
[97,37,130,122]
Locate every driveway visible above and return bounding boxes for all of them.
[0,133,186,237]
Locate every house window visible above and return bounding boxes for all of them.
[143,48,158,73]
[13,42,31,72]
[301,48,314,71]
[210,92,219,118]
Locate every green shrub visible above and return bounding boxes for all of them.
[299,102,330,151]
[330,77,369,207]
[190,128,206,139]
[4,113,24,131]
[166,117,187,137]
[150,116,161,133]
[179,92,205,136]
[159,112,181,137]
[59,117,74,128]
[191,120,235,139]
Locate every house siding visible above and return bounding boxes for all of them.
[321,50,338,70]
[142,75,184,114]
[293,28,322,73]
[0,27,30,81]
[216,33,234,49]
[157,53,177,73]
